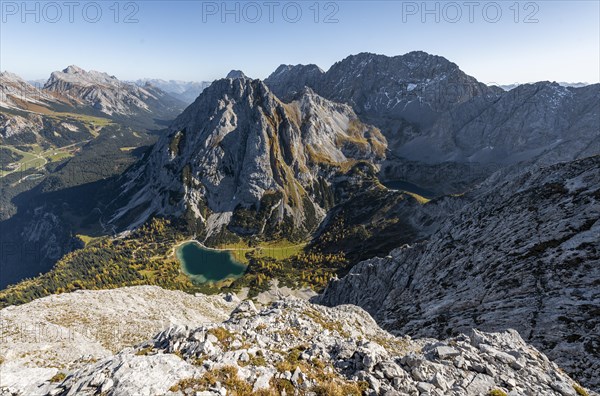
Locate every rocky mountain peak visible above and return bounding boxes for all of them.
[109,76,386,239]
[270,63,324,78]
[0,71,28,85]
[181,77,278,119]
[226,69,248,79]
[403,50,456,66]
[329,51,459,77]
[45,66,120,89]
[265,51,498,130]
[265,64,325,102]
[264,53,597,192]
[62,64,85,74]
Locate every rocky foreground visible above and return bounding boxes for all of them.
[0,286,237,395]
[1,288,595,396]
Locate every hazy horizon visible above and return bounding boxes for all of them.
[5,52,600,88]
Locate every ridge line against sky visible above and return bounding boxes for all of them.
[1,0,598,84]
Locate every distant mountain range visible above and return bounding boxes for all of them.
[132,78,212,104]
[3,66,185,117]
[0,66,187,145]
[132,71,250,104]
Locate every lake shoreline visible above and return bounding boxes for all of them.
[171,239,258,257]
[175,240,247,284]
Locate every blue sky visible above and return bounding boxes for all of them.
[1,1,599,84]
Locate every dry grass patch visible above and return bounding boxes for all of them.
[50,372,66,383]
[312,381,367,396]
[208,327,234,349]
[170,366,259,396]
[573,384,589,396]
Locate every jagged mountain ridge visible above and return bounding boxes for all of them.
[499,82,592,91]
[267,52,497,109]
[318,155,600,389]
[266,51,500,130]
[265,52,600,193]
[108,77,386,239]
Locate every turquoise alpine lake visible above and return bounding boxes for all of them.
[176,241,246,284]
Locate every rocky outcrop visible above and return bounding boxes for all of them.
[0,72,58,141]
[0,286,237,395]
[0,112,43,139]
[2,296,593,396]
[318,155,600,389]
[108,78,387,239]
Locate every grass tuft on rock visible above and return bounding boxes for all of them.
[573,384,589,396]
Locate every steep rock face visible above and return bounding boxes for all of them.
[10,297,594,396]
[401,82,600,164]
[318,156,600,389]
[0,72,58,141]
[43,66,184,117]
[108,78,386,239]
[317,52,498,124]
[0,112,43,139]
